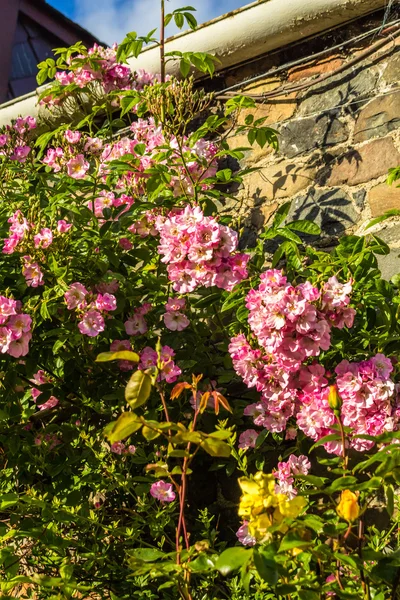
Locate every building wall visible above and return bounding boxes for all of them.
[216,9,400,278]
[0,0,100,103]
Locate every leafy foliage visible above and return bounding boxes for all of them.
[0,6,399,600]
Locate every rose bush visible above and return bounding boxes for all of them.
[0,6,399,600]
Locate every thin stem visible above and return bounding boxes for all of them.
[358,519,371,600]
[335,410,348,469]
[157,384,171,423]
[160,0,166,84]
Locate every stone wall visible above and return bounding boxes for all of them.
[210,7,400,278]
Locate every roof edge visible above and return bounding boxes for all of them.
[0,0,388,125]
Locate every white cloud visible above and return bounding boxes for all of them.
[74,0,247,45]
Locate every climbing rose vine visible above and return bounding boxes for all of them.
[0,10,399,600]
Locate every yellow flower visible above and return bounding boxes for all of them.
[248,512,273,539]
[238,471,308,540]
[278,495,307,518]
[337,490,360,521]
[327,384,342,411]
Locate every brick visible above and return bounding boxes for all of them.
[240,159,316,202]
[324,138,400,187]
[354,91,400,143]
[279,113,349,159]
[368,182,400,217]
[287,56,343,83]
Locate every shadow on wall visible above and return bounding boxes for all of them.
[241,185,360,249]
[287,187,360,235]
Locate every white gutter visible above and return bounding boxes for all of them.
[0,0,387,127]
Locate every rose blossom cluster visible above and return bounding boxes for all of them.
[3,210,72,287]
[238,429,259,450]
[163,297,190,331]
[89,190,135,220]
[128,208,160,238]
[110,441,136,455]
[124,303,152,336]
[273,454,311,498]
[150,480,176,503]
[297,354,398,454]
[46,44,159,98]
[30,370,59,411]
[138,345,181,384]
[43,129,89,179]
[99,117,218,196]
[0,116,36,164]
[155,205,249,293]
[229,270,355,433]
[0,295,32,357]
[64,282,117,337]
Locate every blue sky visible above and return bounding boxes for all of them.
[47,0,250,45]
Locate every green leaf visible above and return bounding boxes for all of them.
[310,432,341,451]
[215,547,252,576]
[193,292,222,308]
[0,494,18,510]
[184,12,197,29]
[334,552,361,570]
[365,209,400,230]
[286,220,321,235]
[326,476,358,492]
[171,431,203,444]
[174,12,184,28]
[385,484,394,517]
[275,227,302,244]
[270,201,291,229]
[253,549,279,585]
[201,438,231,457]
[180,58,191,78]
[279,531,312,552]
[96,351,140,363]
[125,371,152,410]
[130,548,165,562]
[142,425,161,441]
[189,553,215,572]
[105,412,142,444]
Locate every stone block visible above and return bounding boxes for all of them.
[287,56,343,83]
[377,251,400,281]
[240,159,316,202]
[238,94,297,127]
[226,132,274,165]
[298,67,379,117]
[323,137,400,187]
[376,224,400,246]
[279,113,349,158]
[240,77,281,95]
[368,182,400,217]
[352,189,366,211]
[382,53,400,86]
[287,187,359,235]
[249,202,278,229]
[353,91,400,143]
